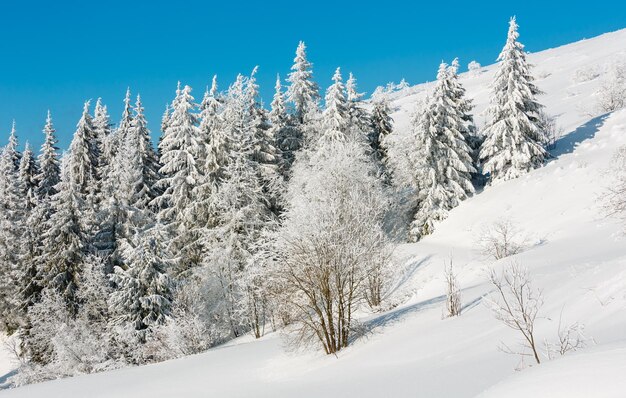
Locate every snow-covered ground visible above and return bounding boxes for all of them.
[2,28,626,398]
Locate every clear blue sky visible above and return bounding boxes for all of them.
[1,0,625,150]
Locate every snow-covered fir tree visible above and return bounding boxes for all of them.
[202,136,270,338]
[319,68,350,148]
[39,158,87,316]
[6,120,22,170]
[155,84,203,276]
[246,67,282,214]
[122,94,161,212]
[346,72,370,142]
[199,75,227,186]
[408,63,475,241]
[0,145,25,332]
[286,41,320,125]
[69,101,99,200]
[18,142,40,211]
[37,111,61,199]
[448,58,481,175]
[93,99,113,197]
[271,74,300,177]
[370,93,394,180]
[109,223,173,344]
[479,17,548,183]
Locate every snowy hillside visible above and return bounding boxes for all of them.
[3,28,626,398]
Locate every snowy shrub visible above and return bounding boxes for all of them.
[543,315,589,360]
[468,60,481,75]
[478,219,527,260]
[538,111,563,150]
[604,145,626,224]
[595,62,626,113]
[444,260,462,317]
[143,310,213,361]
[536,70,551,79]
[487,262,543,366]
[572,65,600,83]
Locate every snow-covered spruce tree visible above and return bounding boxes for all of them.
[408,63,475,241]
[319,67,350,148]
[154,84,203,277]
[203,137,271,339]
[449,58,482,177]
[16,143,41,325]
[109,223,173,355]
[277,140,392,354]
[69,101,100,202]
[199,75,227,187]
[370,92,394,180]
[92,99,113,198]
[479,17,548,183]
[19,142,40,211]
[123,94,161,211]
[271,74,300,177]
[286,41,320,125]
[39,102,97,314]
[158,103,171,159]
[0,145,26,332]
[6,120,22,170]
[101,94,161,271]
[37,111,61,199]
[17,112,62,355]
[346,72,371,142]
[246,67,282,215]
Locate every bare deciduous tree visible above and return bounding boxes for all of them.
[277,142,393,354]
[444,259,462,317]
[596,62,626,114]
[487,262,543,365]
[604,145,626,225]
[478,219,527,260]
[544,311,588,360]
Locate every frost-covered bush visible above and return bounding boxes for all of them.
[478,219,527,260]
[468,60,481,75]
[572,65,600,83]
[596,62,626,113]
[605,145,626,225]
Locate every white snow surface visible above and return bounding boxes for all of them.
[3,28,626,398]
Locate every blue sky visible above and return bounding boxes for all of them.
[1,0,625,150]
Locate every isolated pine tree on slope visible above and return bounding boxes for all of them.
[409,63,475,241]
[479,17,547,183]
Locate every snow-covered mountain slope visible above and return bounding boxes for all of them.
[3,28,626,398]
